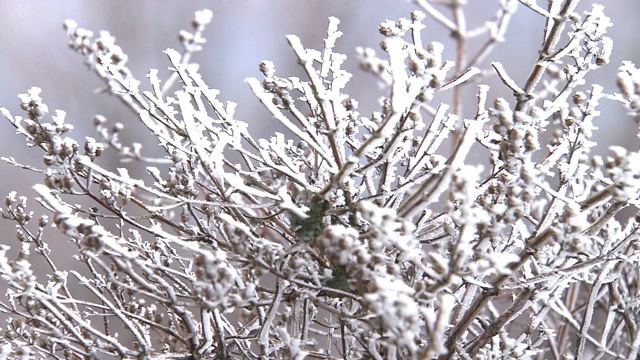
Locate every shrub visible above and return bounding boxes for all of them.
[0,1,639,359]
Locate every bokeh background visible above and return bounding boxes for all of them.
[0,0,638,271]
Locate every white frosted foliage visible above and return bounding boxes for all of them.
[0,2,638,359]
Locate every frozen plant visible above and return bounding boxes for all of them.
[0,1,639,359]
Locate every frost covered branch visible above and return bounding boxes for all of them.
[0,1,639,359]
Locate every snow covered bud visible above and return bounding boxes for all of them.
[18,87,48,120]
[193,249,239,308]
[259,60,276,78]
[192,9,213,29]
[83,136,105,160]
[616,61,640,117]
[616,61,640,98]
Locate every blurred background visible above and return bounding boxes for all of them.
[0,0,639,262]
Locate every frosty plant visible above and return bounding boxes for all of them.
[1,1,640,358]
